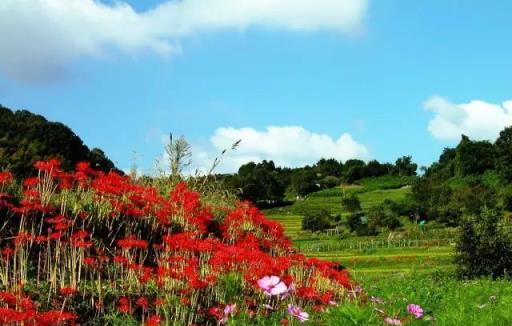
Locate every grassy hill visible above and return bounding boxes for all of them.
[263,175,456,277]
[264,175,413,219]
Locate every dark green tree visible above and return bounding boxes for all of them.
[231,160,285,205]
[291,168,319,197]
[455,207,512,279]
[341,194,362,213]
[315,158,343,177]
[342,159,366,183]
[0,105,118,176]
[394,156,417,176]
[495,126,512,182]
[455,135,495,176]
[302,210,333,232]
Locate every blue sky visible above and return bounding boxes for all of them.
[1,0,512,174]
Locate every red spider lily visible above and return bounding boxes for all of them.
[117,235,148,250]
[59,287,76,296]
[118,297,131,314]
[0,172,13,185]
[23,177,39,187]
[0,160,357,325]
[1,247,14,257]
[34,158,61,173]
[145,315,162,326]
[136,296,149,309]
[35,311,77,326]
[0,292,18,305]
[14,231,33,245]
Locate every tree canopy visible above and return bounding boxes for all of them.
[0,105,118,176]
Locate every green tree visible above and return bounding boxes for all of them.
[341,194,362,213]
[231,160,285,205]
[315,158,343,177]
[455,207,512,279]
[495,126,512,182]
[291,168,319,197]
[342,159,366,183]
[302,210,333,232]
[394,156,417,176]
[0,105,118,176]
[367,200,402,231]
[455,135,495,176]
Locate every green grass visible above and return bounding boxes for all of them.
[262,178,512,325]
[229,273,512,325]
[264,186,411,217]
[335,273,512,325]
[356,175,417,191]
[309,246,454,274]
[358,188,410,210]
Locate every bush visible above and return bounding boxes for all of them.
[502,186,512,211]
[367,203,402,231]
[455,207,512,279]
[341,194,361,213]
[346,212,377,236]
[302,209,333,232]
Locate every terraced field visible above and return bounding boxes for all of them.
[308,246,454,275]
[265,184,411,216]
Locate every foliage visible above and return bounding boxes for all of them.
[455,207,512,279]
[0,105,117,176]
[394,156,418,176]
[341,193,362,213]
[367,200,402,231]
[495,126,512,183]
[291,167,319,197]
[455,135,495,176]
[226,160,286,205]
[302,209,333,232]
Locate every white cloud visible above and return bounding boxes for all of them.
[189,126,370,173]
[425,96,512,141]
[0,0,368,83]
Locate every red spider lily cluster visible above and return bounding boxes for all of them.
[0,160,356,325]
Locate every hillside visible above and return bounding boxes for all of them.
[0,105,118,176]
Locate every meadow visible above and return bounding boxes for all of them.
[262,176,512,325]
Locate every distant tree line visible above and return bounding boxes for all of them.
[0,105,118,176]
[221,156,417,207]
[408,127,512,226]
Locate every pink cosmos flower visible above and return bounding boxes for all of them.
[384,317,402,325]
[257,276,288,296]
[407,304,424,319]
[281,282,295,300]
[287,304,309,322]
[219,304,236,325]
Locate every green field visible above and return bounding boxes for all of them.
[261,179,512,325]
[265,182,411,217]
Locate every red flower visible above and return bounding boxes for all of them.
[59,287,76,296]
[136,297,149,309]
[145,315,162,326]
[0,172,12,185]
[118,297,131,314]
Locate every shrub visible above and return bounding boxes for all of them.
[455,207,512,279]
[341,194,361,213]
[367,203,402,231]
[302,209,333,232]
[502,186,512,211]
[346,212,377,236]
